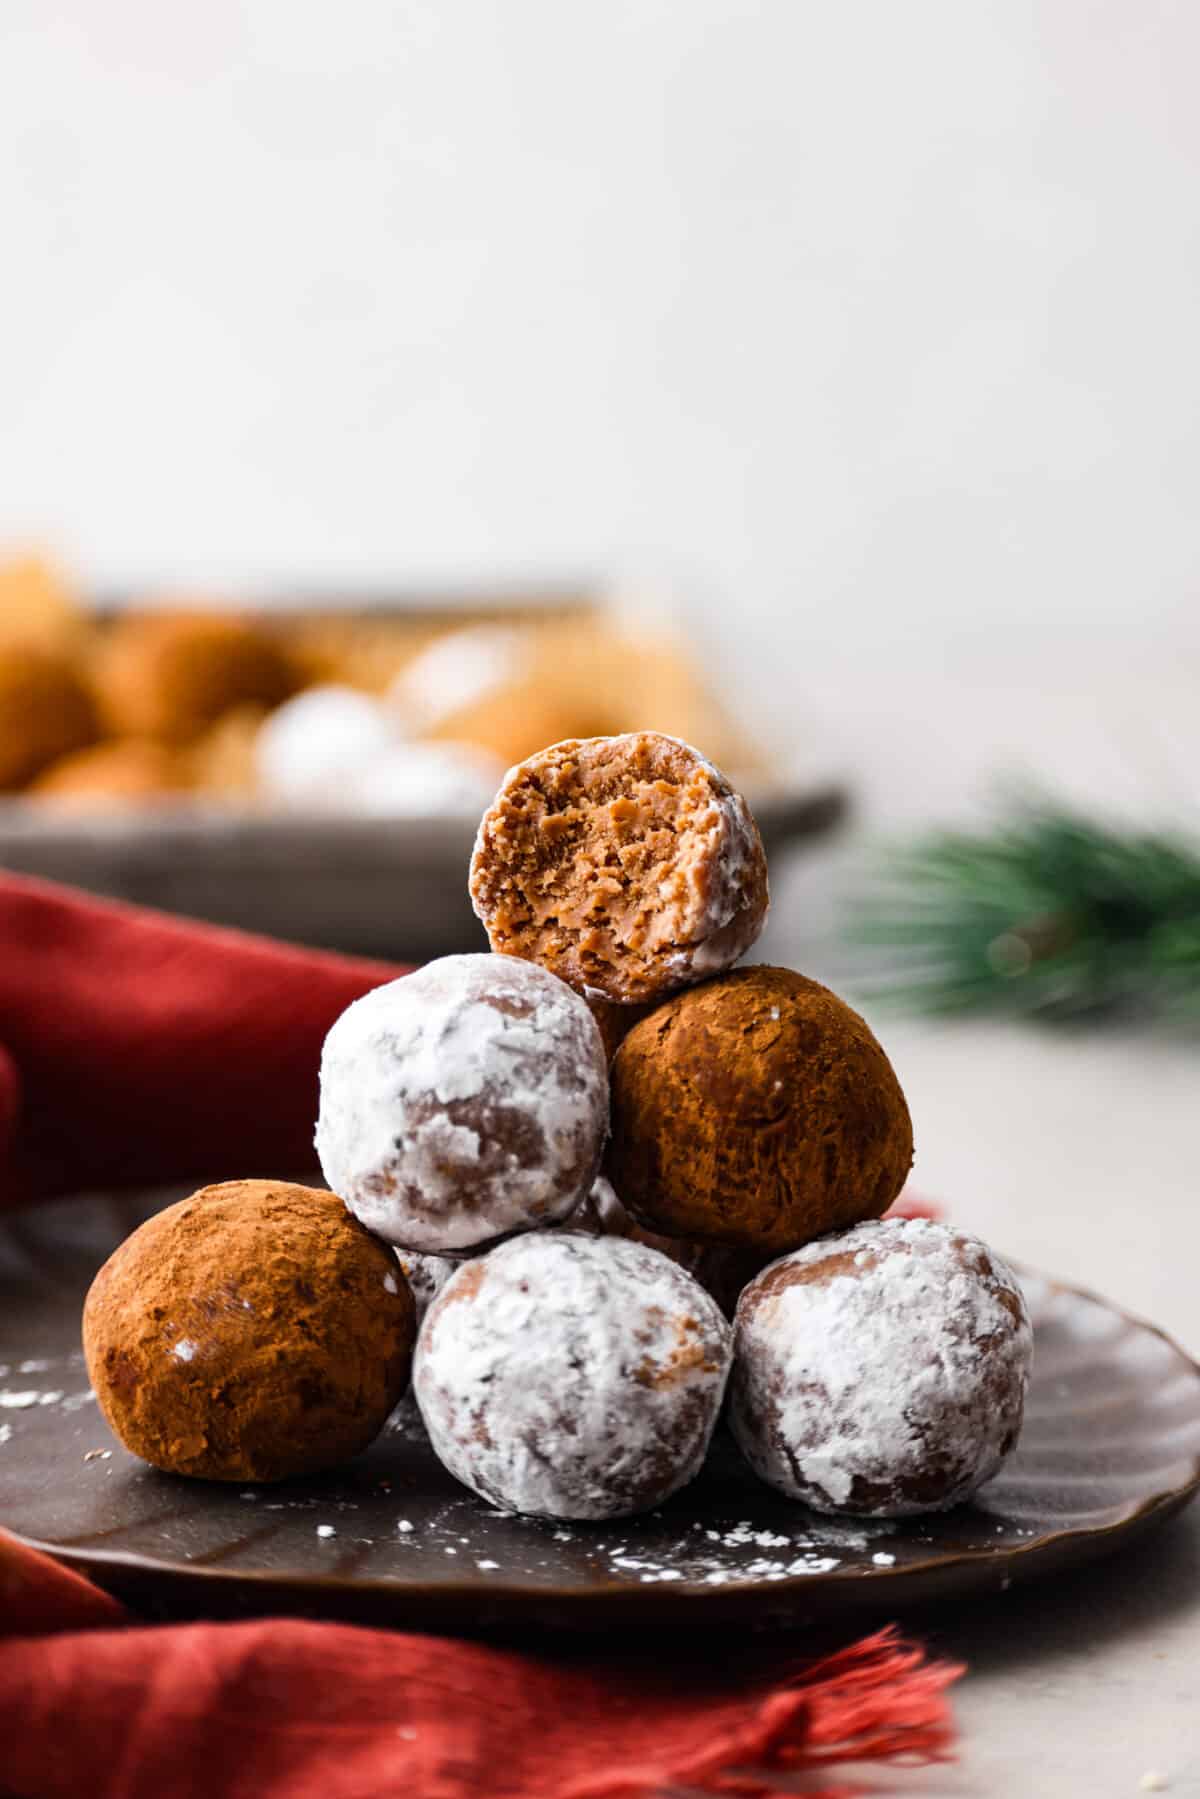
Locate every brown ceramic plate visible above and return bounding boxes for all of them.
[3,1197,1198,1635]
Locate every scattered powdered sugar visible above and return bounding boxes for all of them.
[585,1515,870,1586]
[0,1387,68,1411]
[375,1493,900,1587]
[728,1527,790,1549]
[60,1390,98,1413]
[414,1232,731,1520]
[259,1497,361,1516]
[315,956,608,1253]
[316,1525,336,1538]
[730,1218,1033,1517]
[611,1558,686,1581]
[705,1556,841,1584]
[0,1424,12,1446]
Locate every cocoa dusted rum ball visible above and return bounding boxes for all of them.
[607,965,914,1254]
[31,739,189,808]
[83,1181,415,1482]
[0,643,96,788]
[93,612,298,743]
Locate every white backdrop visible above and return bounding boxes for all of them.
[1,0,1197,711]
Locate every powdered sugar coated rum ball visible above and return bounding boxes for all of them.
[729,1218,1032,1516]
[342,740,503,818]
[414,1231,733,1519]
[255,685,399,805]
[315,955,609,1254]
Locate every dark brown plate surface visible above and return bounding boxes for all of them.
[3,1197,1199,1635]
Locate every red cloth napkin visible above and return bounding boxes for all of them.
[0,872,402,1207]
[0,873,962,1798]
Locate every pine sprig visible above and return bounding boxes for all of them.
[850,804,1200,1025]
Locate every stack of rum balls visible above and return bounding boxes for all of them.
[84,731,1032,1521]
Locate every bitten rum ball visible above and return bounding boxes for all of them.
[729,1218,1033,1516]
[414,1232,733,1519]
[315,955,609,1254]
[607,966,914,1254]
[83,1181,415,1482]
[469,732,769,1006]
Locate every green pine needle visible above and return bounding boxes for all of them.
[848,804,1200,1026]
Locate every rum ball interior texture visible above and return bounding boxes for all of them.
[729,1219,1033,1516]
[469,732,769,1006]
[316,954,609,1254]
[607,965,914,1254]
[414,1232,733,1520]
[83,1181,415,1483]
